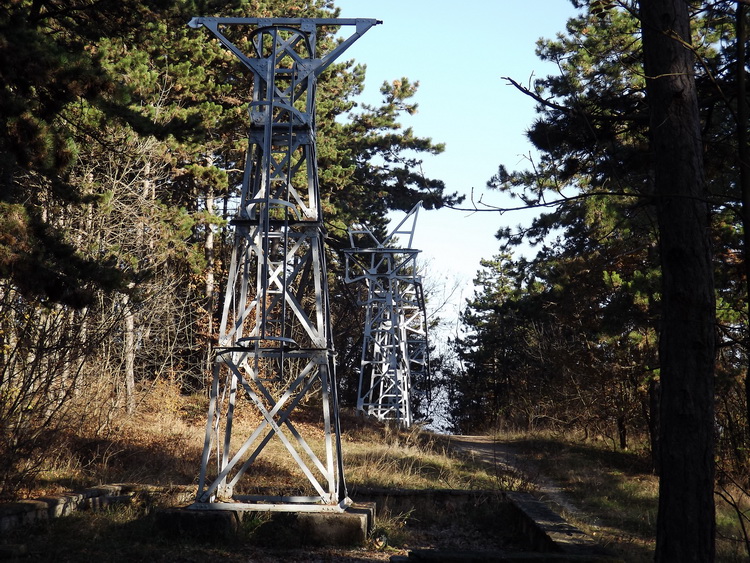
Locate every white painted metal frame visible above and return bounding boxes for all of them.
[343,203,428,427]
[190,17,379,510]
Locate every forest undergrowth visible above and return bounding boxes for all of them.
[2,382,749,561]
[490,429,750,562]
[8,380,504,500]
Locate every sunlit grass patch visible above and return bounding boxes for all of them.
[343,440,499,491]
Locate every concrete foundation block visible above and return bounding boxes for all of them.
[248,506,372,547]
[154,507,240,541]
[154,504,372,547]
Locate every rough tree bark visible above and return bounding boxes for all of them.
[639,0,717,561]
[737,1,750,452]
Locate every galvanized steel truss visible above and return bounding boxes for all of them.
[189,17,379,510]
[343,203,429,427]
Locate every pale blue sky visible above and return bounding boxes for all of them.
[335,0,579,330]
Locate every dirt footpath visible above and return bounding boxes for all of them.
[446,435,600,529]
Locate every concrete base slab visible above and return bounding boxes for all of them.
[154,502,374,547]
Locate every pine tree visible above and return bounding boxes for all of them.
[640,0,716,558]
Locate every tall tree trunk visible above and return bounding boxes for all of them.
[648,378,661,473]
[640,1,717,561]
[737,1,750,453]
[204,186,215,380]
[122,293,135,415]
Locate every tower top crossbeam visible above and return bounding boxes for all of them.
[188,18,381,80]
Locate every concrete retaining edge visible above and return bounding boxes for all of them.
[0,484,194,534]
[503,491,623,562]
[1,485,622,560]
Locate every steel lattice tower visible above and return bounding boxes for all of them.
[189,16,379,510]
[343,203,429,427]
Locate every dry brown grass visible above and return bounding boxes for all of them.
[17,381,516,503]
[1,383,525,561]
[24,381,206,499]
[10,385,749,561]
[14,384,749,563]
